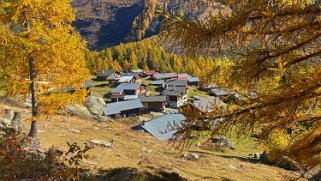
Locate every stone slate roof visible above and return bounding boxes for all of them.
[139,96,167,103]
[103,99,143,116]
[133,114,186,140]
[112,83,141,94]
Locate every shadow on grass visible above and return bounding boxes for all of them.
[84,167,187,181]
[188,150,261,165]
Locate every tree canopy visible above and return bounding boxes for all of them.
[0,0,90,137]
[166,0,321,169]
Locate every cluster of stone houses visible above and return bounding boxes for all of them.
[95,69,244,140]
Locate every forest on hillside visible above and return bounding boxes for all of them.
[86,37,219,77]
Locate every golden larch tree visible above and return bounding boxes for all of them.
[165,0,321,169]
[0,0,90,138]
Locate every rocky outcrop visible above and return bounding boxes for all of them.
[84,96,106,116]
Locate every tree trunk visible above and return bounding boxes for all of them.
[28,57,38,138]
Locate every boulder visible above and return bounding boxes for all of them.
[180,153,199,160]
[24,98,32,108]
[0,118,11,128]
[66,104,91,117]
[211,135,235,151]
[84,96,106,116]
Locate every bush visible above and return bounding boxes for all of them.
[0,128,92,180]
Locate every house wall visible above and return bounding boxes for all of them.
[141,102,165,112]
[121,108,141,116]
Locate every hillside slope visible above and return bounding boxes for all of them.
[0,99,302,181]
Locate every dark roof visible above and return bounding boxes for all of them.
[152,73,178,80]
[103,99,143,116]
[134,114,186,140]
[139,96,167,103]
[166,80,188,86]
[97,70,116,77]
[112,83,141,94]
[162,87,187,96]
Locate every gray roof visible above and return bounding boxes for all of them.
[188,77,200,83]
[117,76,134,83]
[193,97,226,113]
[139,96,167,102]
[112,83,141,94]
[135,114,186,140]
[97,70,116,77]
[152,73,178,80]
[103,99,143,116]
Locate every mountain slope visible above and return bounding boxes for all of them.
[72,0,144,50]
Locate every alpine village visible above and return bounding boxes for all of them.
[0,0,320,180]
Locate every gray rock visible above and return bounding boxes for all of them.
[90,139,114,148]
[180,153,199,160]
[0,131,6,135]
[84,96,106,116]
[211,135,235,151]
[66,104,91,117]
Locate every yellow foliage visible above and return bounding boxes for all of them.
[0,0,90,135]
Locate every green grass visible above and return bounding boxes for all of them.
[188,86,210,100]
[91,80,113,102]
